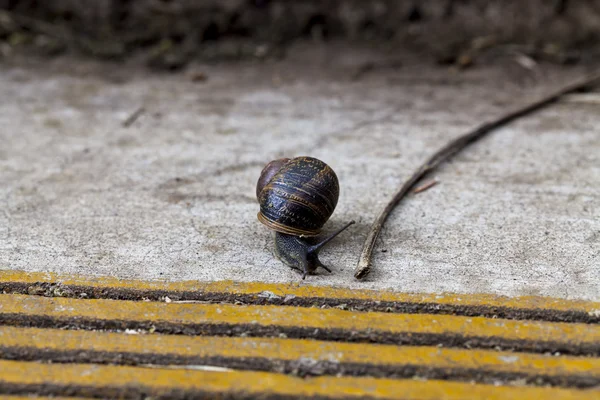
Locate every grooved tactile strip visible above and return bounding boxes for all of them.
[0,271,599,399]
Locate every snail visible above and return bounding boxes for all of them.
[256,156,355,279]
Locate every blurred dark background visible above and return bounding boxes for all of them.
[1,0,600,70]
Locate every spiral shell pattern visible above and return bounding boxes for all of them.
[256,156,339,236]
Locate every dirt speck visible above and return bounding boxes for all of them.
[43,117,63,129]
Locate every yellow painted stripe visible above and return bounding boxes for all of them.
[0,360,598,400]
[0,326,598,379]
[2,270,599,315]
[1,294,598,345]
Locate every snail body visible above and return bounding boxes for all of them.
[256,156,354,279]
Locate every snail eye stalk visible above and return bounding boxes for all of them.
[274,221,355,280]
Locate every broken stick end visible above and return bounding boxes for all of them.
[354,260,371,280]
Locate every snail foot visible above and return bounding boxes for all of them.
[274,221,355,279]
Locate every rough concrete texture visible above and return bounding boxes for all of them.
[0,46,599,300]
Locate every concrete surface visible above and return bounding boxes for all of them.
[0,45,599,300]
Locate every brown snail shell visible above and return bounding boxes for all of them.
[256,156,340,236]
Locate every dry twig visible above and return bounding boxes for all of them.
[354,71,600,279]
[413,179,438,194]
[122,107,146,128]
